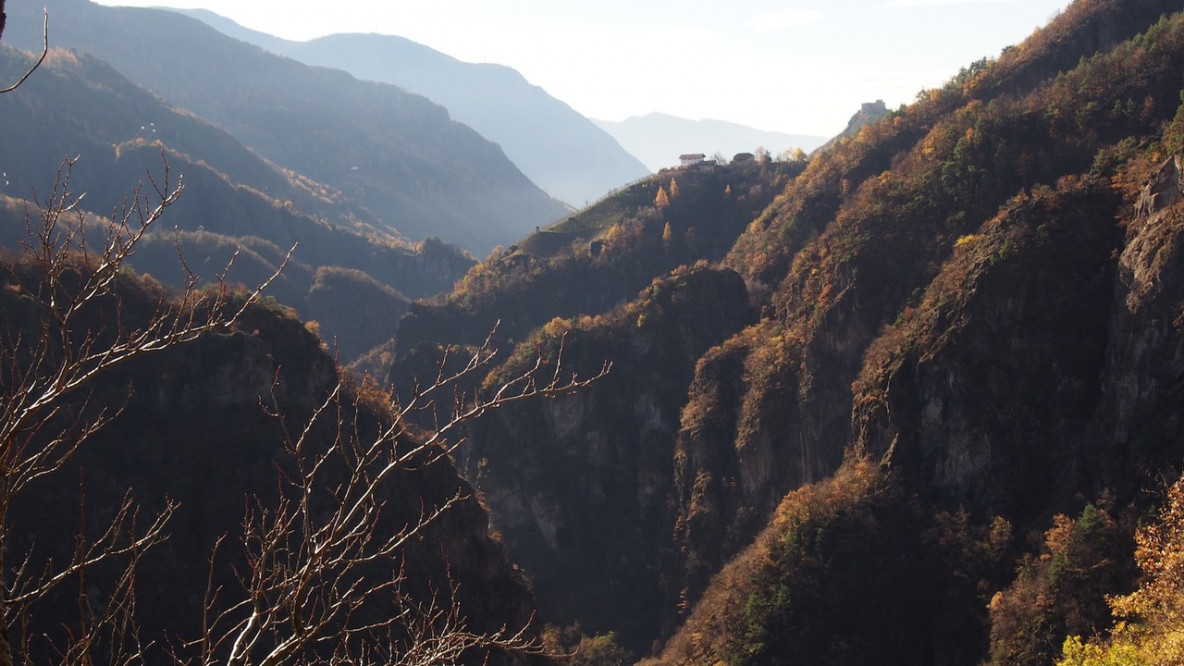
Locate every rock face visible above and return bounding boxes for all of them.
[383,160,799,652]
[460,266,751,650]
[810,99,891,156]
[850,155,1184,516]
[852,176,1124,515]
[650,153,1184,665]
[647,4,1184,659]
[1086,156,1184,488]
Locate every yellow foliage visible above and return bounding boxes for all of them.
[954,233,983,252]
[604,223,626,248]
[655,186,671,209]
[1058,473,1184,666]
[44,48,82,71]
[1058,636,1142,666]
[921,133,939,159]
[542,316,572,338]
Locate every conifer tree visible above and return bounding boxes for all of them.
[655,186,670,209]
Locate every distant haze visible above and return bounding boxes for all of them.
[174,8,651,207]
[93,0,1075,137]
[3,0,570,256]
[596,113,828,172]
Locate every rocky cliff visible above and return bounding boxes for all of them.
[461,266,750,649]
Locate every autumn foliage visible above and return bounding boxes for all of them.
[1058,473,1184,665]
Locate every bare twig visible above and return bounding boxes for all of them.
[0,154,287,665]
[0,147,604,664]
[0,9,48,94]
[195,330,605,665]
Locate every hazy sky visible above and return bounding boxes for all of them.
[96,0,1074,136]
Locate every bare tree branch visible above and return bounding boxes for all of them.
[0,154,288,665]
[193,330,606,665]
[0,149,605,664]
[0,9,48,95]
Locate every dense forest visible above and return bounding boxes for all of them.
[3,0,1184,664]
[385,0,1184,662]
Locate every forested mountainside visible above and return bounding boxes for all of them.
[174,9,651,208]
[389,157,801,649]
[7,0,1184,664]
[378,0,1184,662]
[393,158,800,356]
[4,0,570,255]
[0,46,474,362]
[0,252,541,664]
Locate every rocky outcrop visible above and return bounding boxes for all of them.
[852,176,1123,517]
[810,99,890,156]
[1085,156,1184,490]
[848,156,1184,518]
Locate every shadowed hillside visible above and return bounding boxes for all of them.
[0,45,474,363]
[0,247,541,663]
[4,0,569,255]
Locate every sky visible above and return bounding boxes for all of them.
[95,0,1075,137]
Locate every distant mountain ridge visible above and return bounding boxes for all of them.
[0,45,473,363]
[4,0,568,255]
[174,8,651,208]
[595,112,829,171]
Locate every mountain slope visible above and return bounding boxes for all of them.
[392,159,798,356]
[0,257,538,663]
[384,157,800,653]
[171,10,651,208]
[5,0,569,255]
[0,45,474,362]
[376,0,1184,661]
[595,112,828,171]
[656,1,1184,662]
